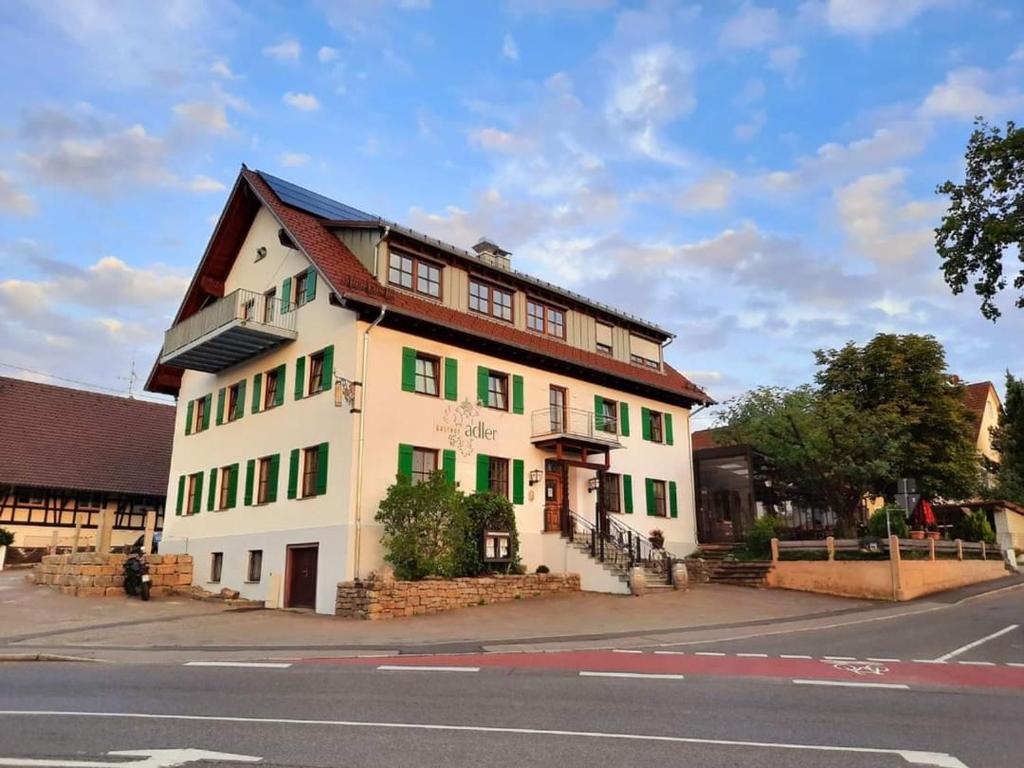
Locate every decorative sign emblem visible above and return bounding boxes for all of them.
[825,660,889,676]
[436,398,498,457]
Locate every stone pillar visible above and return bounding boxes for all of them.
[49,529,59,555]
[956,539,964,561]
[770,537,780,563]
[94,508,108,554]
[928,537,936,561]
[826,536,835,562]
[143,510,157,554]
[888,535,903,601]
[72,523,82,553]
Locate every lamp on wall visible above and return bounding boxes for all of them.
[529,469,543,486]
[587,476,600,493]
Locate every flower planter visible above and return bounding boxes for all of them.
[927,531,942,540]
[910,530,926,540]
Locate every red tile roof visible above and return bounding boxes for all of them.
[240,169,712,406]
[0,377,175,497]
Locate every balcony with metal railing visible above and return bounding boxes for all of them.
[530,407,622,452]
[160,289,297,373]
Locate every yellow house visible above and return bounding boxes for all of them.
[146,167,713,614]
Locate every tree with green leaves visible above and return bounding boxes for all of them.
[992,371,1024,503]
[815,334,981,502]
[935,119,1024,320]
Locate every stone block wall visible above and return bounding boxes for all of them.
[30,553,193,597]
[336,573,581,620]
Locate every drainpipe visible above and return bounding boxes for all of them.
[352,305,386,580]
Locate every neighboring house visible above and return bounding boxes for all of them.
[963,380,1002,471]
[0,376,173,554]
[146,167,713,614]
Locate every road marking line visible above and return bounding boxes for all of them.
[612,649,643,654]
[653,651,685,655]
[780,654,812,659]
[183,661,291,669]
[867,658,901,663]
[736,653,768,658]
[376,665,479,673]
[695,652,725,656]
[579,671,684,680]
[0,711,968,768]
[0,748,260,767]
[1007,662,1024,668]
[957,661,995,666]
[933,624,1019,662]
[913,660,946,664]
[793,680,911,690]
[823,656,857,661]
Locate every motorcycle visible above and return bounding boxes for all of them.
[123,548,152,601]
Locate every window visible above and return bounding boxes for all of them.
[302,446,319,498]
[308,351,325,396]
[218,466,233,510]
[186,474,198,515]
[630,334,662,369]
[487,371,509,410]
[469,279,513,322]
[210,552,223,583]
[411,448,438,486]
[414,354,439,396]
[527,299,565,339]
[597,341,613,355]
[602,473,621,514]
[388,249,442,299]
[649,410,664,443]
[489,456,509,499]
[596,322,613,355]
[257,457,272,504]
[631,353,659,369]
[549,385,566,432]
[226,383,240,423]
[651,480,667,517]
[599,399,618,434]
[241,297,255,320]
[193,396,206,432]
[247,550,263,583]
[263,288,277,324]
[264,368,280,410]
[294,271,309,307]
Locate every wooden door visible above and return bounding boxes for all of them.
[286,545,318,609]
[544,469,563,533]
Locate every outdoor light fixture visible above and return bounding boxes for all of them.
[529,469,543,486]
[587,477,600,493]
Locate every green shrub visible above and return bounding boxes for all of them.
[535,564,550,574]
[375,472,464,580]
[745,516,782,557]
[867,506,909,539]
[0,528,13,547]
[954,508,996,544]
[452,492,521,577]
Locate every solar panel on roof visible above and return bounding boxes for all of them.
[258,171,379,222]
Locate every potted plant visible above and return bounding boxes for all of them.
[909,528,926,540]
[926,528,942,541]
[648,529,665,550]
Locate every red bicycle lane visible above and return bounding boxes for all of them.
[296,650,1024,690]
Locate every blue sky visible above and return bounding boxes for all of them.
[0,0,1022,426]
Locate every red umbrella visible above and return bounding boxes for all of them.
[917,498,936,527]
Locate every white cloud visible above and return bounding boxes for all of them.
[920,67,1024,119]
[0,172,36,216]
[210,58,240,79]
[720,2,781,49]
[821,0,948,35]
[678,170,737,211]
[606,44,695,125]
[172,102,231,135]
[502,33,519,60]
[187,174,225,193]
[318,46,339,63]
[280,152,311,167]
[263,39,301,61]
[735,78,766,106]
[735,109,766,141]
[283,92,321,111]
[469,127,533,154]
[768,45,803,85]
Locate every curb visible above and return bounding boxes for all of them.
[0,653,103,663]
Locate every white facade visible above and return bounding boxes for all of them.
[160,202,704,615]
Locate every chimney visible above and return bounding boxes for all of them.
[472,238,511,271]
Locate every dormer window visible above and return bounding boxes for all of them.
[527,299,565,339]
[469,279,513,323]
[389,249,442,299]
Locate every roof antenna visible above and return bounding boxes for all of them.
[119,356,138,399]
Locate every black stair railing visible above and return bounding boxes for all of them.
[566,511,679,585]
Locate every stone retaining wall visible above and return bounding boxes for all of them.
[336,573,581,620]
[30,553,193,597]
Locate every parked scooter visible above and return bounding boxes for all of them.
[123,547,151,601]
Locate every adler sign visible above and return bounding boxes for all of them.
[435,399,498,457]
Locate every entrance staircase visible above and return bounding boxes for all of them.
[564,512,677,594]
[685,545,773,588]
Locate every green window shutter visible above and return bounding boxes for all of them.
[184,400,194,436]
[227,464,239,509]
[442,449,456,485]
[287,448,300,499]
[512,375,524,414]
[251,373,262,414]
[401,347,417,392]
[268,454,280,502]
[620,403,631,437]
[244,459,255,506]
[305,267,317,303]
[207,467,218,511]
[316,443,329,495]
[476,454,490,493]
[512,459,524,504]
[645,478,656,516]
[669,480,678,518]
[294,356,306,400]
[665,413,674,446]
[397,443,414,480]
[281,277,292,313]
[622,474,634,514]
[444,357,458,401]
[202,394,212,431]
[641,407,651,441]
[236,380,246,420]
[193,472,204,515]
[176,475,186,515]
[594,395,604,431]
[216,388,225,426]
[321,345,334,392]
[275,364,286,407]
[476,366,489,405]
